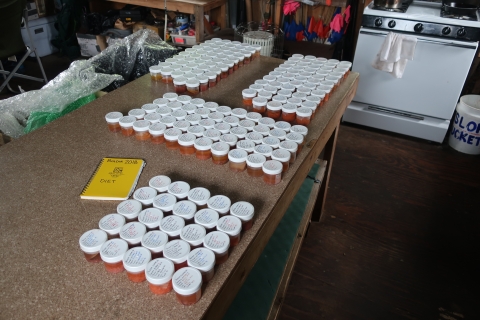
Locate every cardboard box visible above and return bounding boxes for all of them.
[76,33,101,57]
[133,21,165,38]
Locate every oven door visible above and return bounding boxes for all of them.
[351,27,478,120]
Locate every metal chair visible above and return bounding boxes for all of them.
[0,0,48,93]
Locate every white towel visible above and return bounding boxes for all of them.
[372,32,417,78]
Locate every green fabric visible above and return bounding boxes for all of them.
[24,94,95,134]
[224,163,320,320]
[0,0,27,59]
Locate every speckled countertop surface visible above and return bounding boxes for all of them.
[0,56,358,319]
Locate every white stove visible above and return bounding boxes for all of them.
[343,1,480,142]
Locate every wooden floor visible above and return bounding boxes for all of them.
[279,124,480,320]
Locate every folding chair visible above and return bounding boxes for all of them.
[0,0,48,93]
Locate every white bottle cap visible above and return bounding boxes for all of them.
[172,267,202,295]
[160,215,185,237]
[133,187,157,206]
[117,199,142,219]
[296,107,312,117]
[246,153,266,168]
[100,238,128,263]
[177,95,192,104]
[272,148,291,162]
[168,181,191,199]
[239,119,255,131]
[253,124,270,136]
[79,229,107,253]
[207,195,231,214]
[263,136,281,149]
[258,117,275,128]
[163,92,178,101]
[99,214,126,236]
[231,108,247,118]
[194,137,213,151]
[214,123,231,134]
[236,140,256,153]
[133,120,150,132]
[141,230,169,253]
[164,128,182,140]
[153,193,177,212]
[262,160,283,175]
[128,108,146,119]
[280,140,298,153]
[208,112,224,123]
[246,112,262,122]
[188,187,211,206]
[178,133,196,146]
[119,116,136,127]
[290,125,308,136]
[252,97,267,107]
[217,215,242,236]
[164,239,191,263]
[145,258,175,285]
[105,112,123,123]
[173,200,197,220]
[153,98,169,107]
[220,134,238,147]
[138,208,164,229]
[123,247,152,272]
[230,201,255,221]
[203,231,230,254]
[180,224,207,247]
[204,101,219,111]
[145,113,162,124]
[187,125,205,137]
[246,132,264,144]
[274,121,291,132]
[142,103,158,114]
[228,149,248,163]
[270,128,287,140]
[149,175,171,192]
[254,144,273,157]
[230,126,248,139]
[120,222,147,245]
[286,132,304,144]
[188,248,216,272]
[211,142,230,156]
[194,209,219,229]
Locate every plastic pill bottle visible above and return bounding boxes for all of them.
[230,126,247,140]
[230,201,255,231]
[197,75,209,92]
[279,140,298,164]
[187,248,216,283]
[99,213,126,239]
[117,199,143,222]
[132,120,151,141]
[272,148,291,173]
[149,175,171,192]
[258,117,275,129]
[188,187,211,210]
[120,222,147,248]
[211,141,230,165]
[145,258,175,295]
[215,122,231,134]
[194,209,219,232]
[262,160,283,185]
[180,224,206,249]
[254,144,273,160]
[133,186,157,207]
[164,239,191,271]
[142,230,168,259]
[173,200,197,224]
[149,123,167,144]
[219,133,238,149]
[274,121,292,133]
[266,101,282,120]
[186,78,200,96]
[100,238,128,273]
[263,136,281,150]
[187,124,204,137]
[123,247,151,282]
[194,137,213,160]
[295,107,312,126]
[172,267,203,305]
[79,229,107,263]
[203,231,230,265]
[105,112,123,132]
[178,133,196,155]
[242,89,257,108]
[217,215,242,247]
[207,195,231,216]
[252,97,267,114]
[173,76,187,94]
[164,128,182,150]
[144,113,162,124]
[286,132,305,154]
[160,215,185,240]
[231,108,247,119]
[228,149,248,172]
[129,108,146,120]
[246,153,266,177]
[161,67,173,83]
[236,139,256,154]
[246,132,264,145]
[168,181,190,200]
[205,71,217,87]
[269,128,287,141]
[153,193,177,216]
[246,112,262,124]
[138,208,164,231]
[119,116,136,137]
[150,65,162,81]
[239,119,255,132]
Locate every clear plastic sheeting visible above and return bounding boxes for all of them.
[90,29,177,91]
[0,60,122,138]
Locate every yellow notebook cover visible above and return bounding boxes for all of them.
[80,158,146,200]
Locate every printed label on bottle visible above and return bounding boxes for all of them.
[264,137,279,146]
[247,132,263,141]
[161,216,183,232]
[270,129,286,137]
[81,230,103,247]
[154,194,176,209]
[209,196,230,210]
[164,240,189,258]
[147,259,171,279]
[169,182,189,195]
[195,210,217,224]
[143,232,167,248]
[99,215,122,230]
[231,202,254,218]
[174,201,196,216]
[173,268,198,289]
[218,217,240,232]
[150,176,170,189]
[189,249,213,268]
[134,188,156,201]
[205,233,228,249]
[118,200,141,215]
[140,209,162,224]
[121,223,142,239]
[101,240,126,257]
[124,248,149,266]
[189,188,209,202]
[181,225,205,241]
[239,120,254,128]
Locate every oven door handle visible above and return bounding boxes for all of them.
[359,30,478,49]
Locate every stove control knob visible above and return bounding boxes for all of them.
[375,18,382,27]
[442,27,451,35]
[388,20,396,28]
[414,23,423,33]
[457,28,466,37]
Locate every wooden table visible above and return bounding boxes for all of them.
[91,0,227,44]
[0,56,358,319]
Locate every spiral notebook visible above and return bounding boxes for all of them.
[80,158,146,200]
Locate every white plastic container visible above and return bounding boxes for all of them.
[203,231,230,265]
[117,199,143,222]
[145,258,175,295]
[164,239,191,271]
[141,230,169,259]
[188,187,211,209]
[160,215,185,239]
[168,181,191,200]
[449,95,480,154]
[79,229,108,263]
[133,187,157,206]
[172,267,203,305]
[98,213,126,239]
[230,201,255,231]
[123,247,152,282]
[120,222,147,247]
[100,238,129,273]
[173,200,197,223]
[149,175,171,192]
[152,193,177,215]
[187,248,216,283]
[217,215,242,247]
[207,195,231,215]
[180,224,207,249]
[194,208,220,231]
[138,208,164,230]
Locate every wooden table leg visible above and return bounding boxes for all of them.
[311,124,340,222]
[220,1,227,28]
[195,5,205,43]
